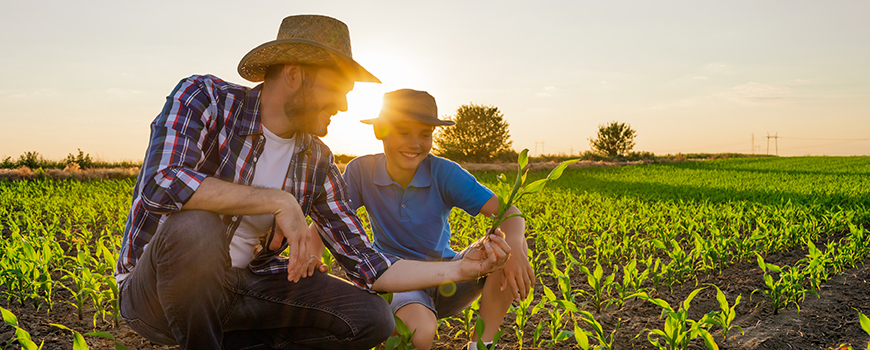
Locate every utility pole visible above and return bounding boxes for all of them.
[766,132,779,156]
[534,141,545,156]
[751,133,755,154]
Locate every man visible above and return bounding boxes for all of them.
[116,15,511,350]
[339,89,533,350]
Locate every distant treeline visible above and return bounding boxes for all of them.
[526,151,772,164]
[0,149,771,171]
[1,150,142,170]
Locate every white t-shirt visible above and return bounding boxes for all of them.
[229,126,296,268]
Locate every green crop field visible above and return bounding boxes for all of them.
[3,157,870,350]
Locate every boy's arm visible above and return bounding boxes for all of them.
[479,195,535,301]
[371,232,512,292]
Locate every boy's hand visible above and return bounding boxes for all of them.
[500,238,534,302]
[460,229,512,280]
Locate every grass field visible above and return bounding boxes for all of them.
[2,157,870,349]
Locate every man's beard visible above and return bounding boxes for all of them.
[283,86,327,137]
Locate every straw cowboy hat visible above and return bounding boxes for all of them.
[361,89,455,126]
[238,14,380,83]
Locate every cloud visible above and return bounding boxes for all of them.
[535,86,558,97]
[703,62,734,75]
[106,88,142,100]
[717,82,792,105]
[649,98,701,110]
[692,76,708,80]
[4,89,58,99]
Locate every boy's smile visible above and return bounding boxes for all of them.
[377,120,435,187]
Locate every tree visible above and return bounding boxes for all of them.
[433,103,514,163]
[589,121,636,158]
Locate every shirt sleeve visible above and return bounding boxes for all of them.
[137,76,214,214]
[441,160,495,216]
[342,157,364,211]
[312,160,399,291]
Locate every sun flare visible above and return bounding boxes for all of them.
[322,52,427,159]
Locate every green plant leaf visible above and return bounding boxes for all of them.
[859,312,870,336]
[699,329,720,350]
[518,149,529,171]
[1,306,18,327]
[384,335,400,350]
[555,330,574,341]
[574,323,590,349]
[547,158,580,181]
[523,179,548,194]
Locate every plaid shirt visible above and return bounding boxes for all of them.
[117,74,397,290]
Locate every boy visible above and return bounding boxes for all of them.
[341,89,534,350]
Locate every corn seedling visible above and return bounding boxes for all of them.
[630,288,719,350]
[574,310,619,350]
[510,288,538,349]
[2,306,44,350]
[383,316,417,350]
[751,253,813,314]
[613,259,649,306]
[488,149,578,235]
[577,260,617,313]
[703,284,743,342]
[473,317,503,350]
[534,284,578,348]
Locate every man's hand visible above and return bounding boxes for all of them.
[500,238,534,302]
[304,223,329,277]
[459,228,512,281]
[270,198,313,282]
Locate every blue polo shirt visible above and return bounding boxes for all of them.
[343,154,494,261]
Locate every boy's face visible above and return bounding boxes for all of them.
[378,120,435,174]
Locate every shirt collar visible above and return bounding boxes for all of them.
[241,83,312,155]
[374,154,432,188]
[238,84,262,136]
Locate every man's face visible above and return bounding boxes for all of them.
[283,67,354,137]
[379,120,435,175]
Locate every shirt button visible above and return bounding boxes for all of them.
[401,204,406,208]
[253,157,258,162]
[231,216,238,222]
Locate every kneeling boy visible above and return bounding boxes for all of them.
[343,89,534,350]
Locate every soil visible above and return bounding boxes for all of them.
[3,246,869,350]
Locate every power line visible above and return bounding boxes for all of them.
[780,137,870,141]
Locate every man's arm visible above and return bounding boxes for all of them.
[183,177,313,282]
[478,195,534,301]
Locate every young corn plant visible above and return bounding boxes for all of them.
[703,284,743,342]
[800,240,833,291]
[454,298,482,341]
[574,310,619,350]
[613,259,649,306]
[2,306,45,350]
[630,288,719,350]
[577,260,617,314]
[510,288,538,349]
[472,317,503,350]
[750,253,813,315]
[383,316,417,350]
[534,285,578,348]
[859,311,870,350]
[488,149,578,235]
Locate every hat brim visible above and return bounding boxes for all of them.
[238,38,380,83]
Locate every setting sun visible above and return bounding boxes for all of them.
[322,51,430,159]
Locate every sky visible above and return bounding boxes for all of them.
[1,0,868,162]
